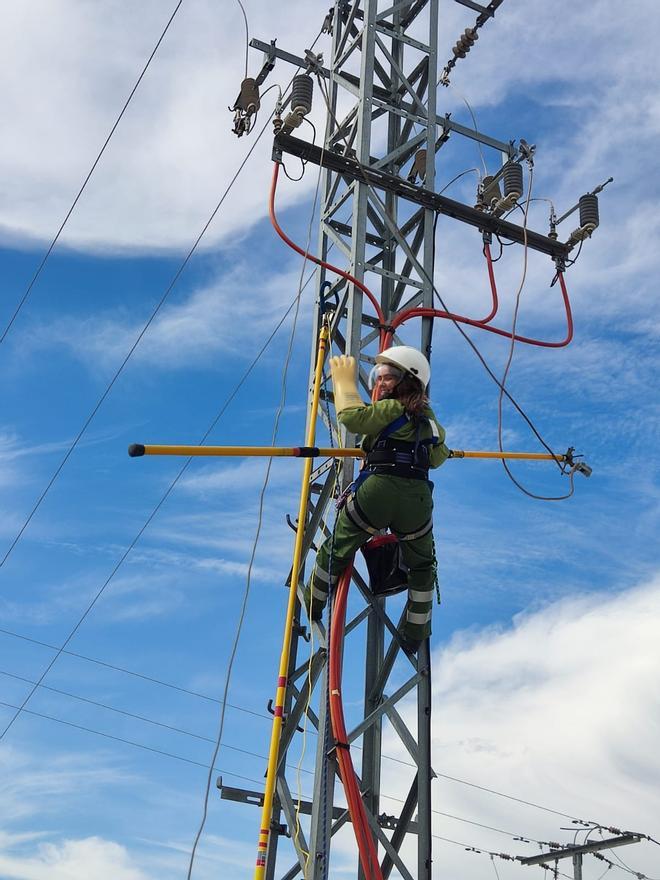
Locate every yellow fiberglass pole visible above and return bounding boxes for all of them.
[450,450,567,462]
[253,323,330,879]
[128,444,364,459]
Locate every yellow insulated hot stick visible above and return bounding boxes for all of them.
[252,323,329,878]
[128,444,585,467]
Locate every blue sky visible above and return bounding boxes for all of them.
[1,1,659,878]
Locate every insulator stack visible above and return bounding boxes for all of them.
[578,193,599,231]
[291,74,314,116]
[453,27,478,58]
[503,162,523,200]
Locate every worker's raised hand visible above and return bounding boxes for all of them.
[330,355,365,413]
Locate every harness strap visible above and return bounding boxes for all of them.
[345,494,380,535]
[395,517,433,541]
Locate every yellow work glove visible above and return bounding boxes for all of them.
[330,355,365,413]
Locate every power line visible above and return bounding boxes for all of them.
[0,694,586,878]
[0,625,601,830]
[0,0,185,346]
[0,111,295,740]
[0,105,277,574]
[0,667,314,776]
[0,698,264,787]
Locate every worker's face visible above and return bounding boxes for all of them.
[373,367,401,400]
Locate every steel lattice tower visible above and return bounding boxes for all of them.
[221,1,572,877]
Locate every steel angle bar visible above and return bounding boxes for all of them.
[382,775,419,880]
[334,2,361,61]
[376,0,419,21]
[276,776,310,871]
[335,28,364,71]
[322,184,355,222]
[454,0,494,15]
[372,131,426,170]
[348,671,423,744]
[440,115,515,156]
[372,95,428,126]
[327,219,385,248]
[376,22,431,52]
[368,609,408,702]
[290,647,325,685]
[321,221,353,259]
[288,680,320,732]
[360,803,416,880]
[401,0,429,29]
[367,189,428,281]
[249,39,330,78]
[384,701,426,768]
[345,605,371,635]
[364,263,425,289]
[391,226,427,309]
[374,33,428,116]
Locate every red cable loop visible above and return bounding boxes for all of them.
[329,566,384,880]
[387,269,573,349]
[269,162,386,349]
[481,241,500,324]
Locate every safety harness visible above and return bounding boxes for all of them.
[363,412,440,480]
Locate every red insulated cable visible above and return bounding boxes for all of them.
[482,241,500,324]
[269,162,386,349]
[388,270,573,348]
[329,567,383,880]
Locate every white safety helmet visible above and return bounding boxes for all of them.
[375,345,431,389]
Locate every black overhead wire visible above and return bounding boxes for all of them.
[0,114,274,573]
[0,0,185,347]
[0,698,265,787]
[233,0,250,79]
[0,248,318,743]
[1,626,588,846]
[0,696,611,880]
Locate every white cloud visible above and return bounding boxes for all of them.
[0,1,326,252]
[0,835,150,880]
[20,260,315,372]
[377,576,660,877]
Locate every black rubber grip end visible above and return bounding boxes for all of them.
[128,443,145,458]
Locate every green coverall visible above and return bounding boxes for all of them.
[307,398,449,642]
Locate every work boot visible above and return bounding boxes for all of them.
[302,583,325,622]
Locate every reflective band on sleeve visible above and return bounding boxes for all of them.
[312,584,328,600]
[407,609,433,625]
[409,588,435,603]
[430,419,440,439]
[345,496,379,535]
[396,518,433,541]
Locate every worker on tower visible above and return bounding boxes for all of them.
[305,346,449,651]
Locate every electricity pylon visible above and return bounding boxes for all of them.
[221,2,573,878]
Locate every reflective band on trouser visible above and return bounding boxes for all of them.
[407,609,433,625]
[345,495,379,535]
[408,588,435,603]
[311,584,328,601]
[396,518,433,542]
[313,563,337,585]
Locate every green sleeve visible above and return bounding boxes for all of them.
[425,406,450,468]
[338,399,405,438]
